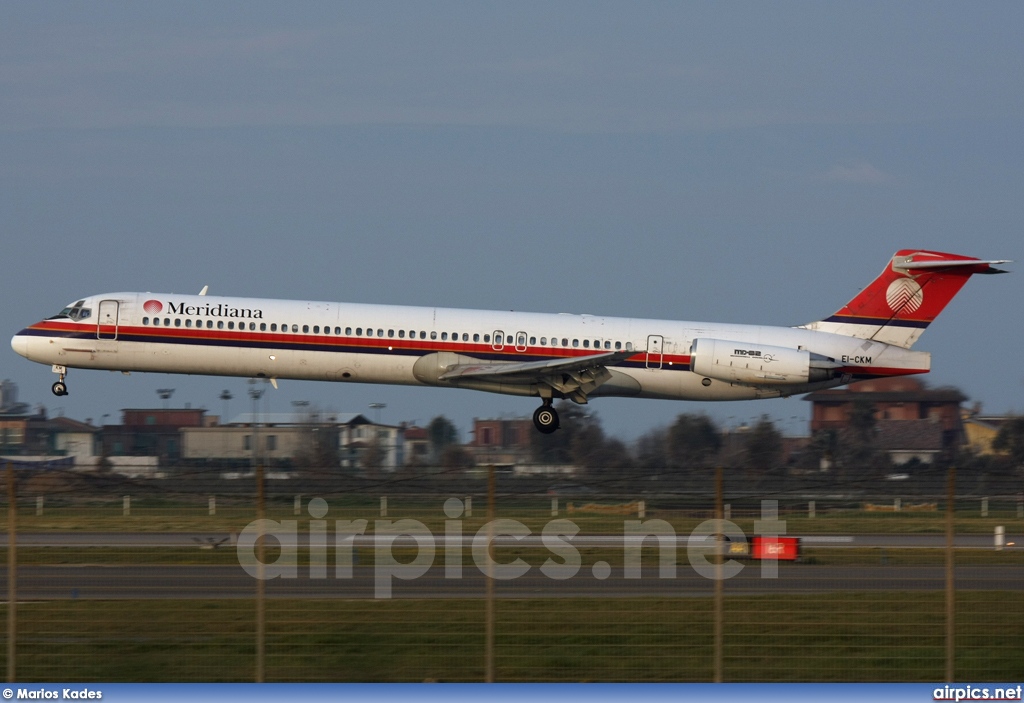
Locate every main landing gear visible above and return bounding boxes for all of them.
[532,402,559,434]
[51,365,69,396]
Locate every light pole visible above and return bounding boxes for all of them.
[369,403,386,425]
[157,388,175,409]
[219,390,233,424]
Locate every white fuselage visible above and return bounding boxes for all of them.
[11,292,931,403]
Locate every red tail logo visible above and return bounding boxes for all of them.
[830,249,1002,328]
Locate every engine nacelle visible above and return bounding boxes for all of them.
[689,338,839,386]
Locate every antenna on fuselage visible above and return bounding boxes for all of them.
[198,286,209,296]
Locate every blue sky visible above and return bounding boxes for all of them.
[2,2,1022,440]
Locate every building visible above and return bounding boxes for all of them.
[804,377,966,465]
[468,417,535,466]
[100,408,208,462]
[181,412,406,470]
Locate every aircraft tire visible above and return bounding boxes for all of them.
[533,405,559,434]
[52,381,68,397]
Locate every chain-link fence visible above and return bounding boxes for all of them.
[1,460,1022,682]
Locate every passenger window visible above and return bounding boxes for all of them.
[419,331,426,339]
[143,317,150,325]
[250,322,256,331]
[572,339,579,347]
[335,327,341,335]
[441,332,448,341]
[540,337,546,345]
[228,321,234,330]
[462,333,469,341]
[583,340,590,348]
[398,330,405,338]
[260,323,267,331]
[388,330,395,338]
[431,331,437,340]
[292,325,299,333]
[356,328,362,336]
[562,338,568,346]
[271,323,277,332]
[313,326,319,334]
[165,318,171,326]
[173,319,180,327]
[473,333,480,342]
[377,329,384,337]
[604,341,610,349]
[217,321,224,329]
[185,319,192,328]
[303,325,309,333]
[626,342,633,351]
[484,334,490,343]
[530,337,536,345]
[206,320,212,329]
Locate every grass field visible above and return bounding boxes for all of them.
[2,593,1021,682]
[6,500,1024,535]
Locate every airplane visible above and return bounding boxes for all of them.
[10,249,1010,434]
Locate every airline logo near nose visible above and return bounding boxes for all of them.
[143,300,163,314]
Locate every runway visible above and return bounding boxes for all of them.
[1,563,1021,600]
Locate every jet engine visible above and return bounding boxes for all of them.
[689,338,841,386]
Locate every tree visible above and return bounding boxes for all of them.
[742,415,783,475]
[666,414,722,469]
[634,428,668,469]
[427,415,458,461]
[993,415,1024,466]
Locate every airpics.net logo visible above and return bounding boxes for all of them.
[236,498,791,599]
[143,300,163,314]
[885,277,924,314]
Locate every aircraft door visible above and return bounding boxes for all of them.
[97,300,119,340]
[515,331,528,352]
[492,330,505,351]
[646,334,664,369]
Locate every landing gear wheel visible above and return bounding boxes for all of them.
[533,404,559,434]
[52,381,68,397]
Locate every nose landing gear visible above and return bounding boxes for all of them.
[51,365,69,396]
[532,403,559,434]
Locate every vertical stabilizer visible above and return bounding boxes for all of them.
[800,250,1009,348]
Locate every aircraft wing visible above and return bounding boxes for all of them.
[437,349,639,403]
[437,349,637,383]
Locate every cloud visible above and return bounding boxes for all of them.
[823,160,893,184]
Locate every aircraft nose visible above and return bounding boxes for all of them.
[11,333,29,359]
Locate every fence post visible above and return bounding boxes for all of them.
[380,497,388,518]
[209,496,216,516]
[995,526,1005,551]
[7,462,16,683]
[945,466,956,683]
[465,497,472,518]
[256,463,265,683]
[551,498,558,517]
[714,465,724,684]
[485,465,495,683]
[294,495,301,516]
[35,496,43,517]
[981,497,988,518]
[808,500,816,519]
[123,495,131,517]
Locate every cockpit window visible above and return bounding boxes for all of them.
[48,300,91,321]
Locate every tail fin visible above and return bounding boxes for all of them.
[801,250,1010,348]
